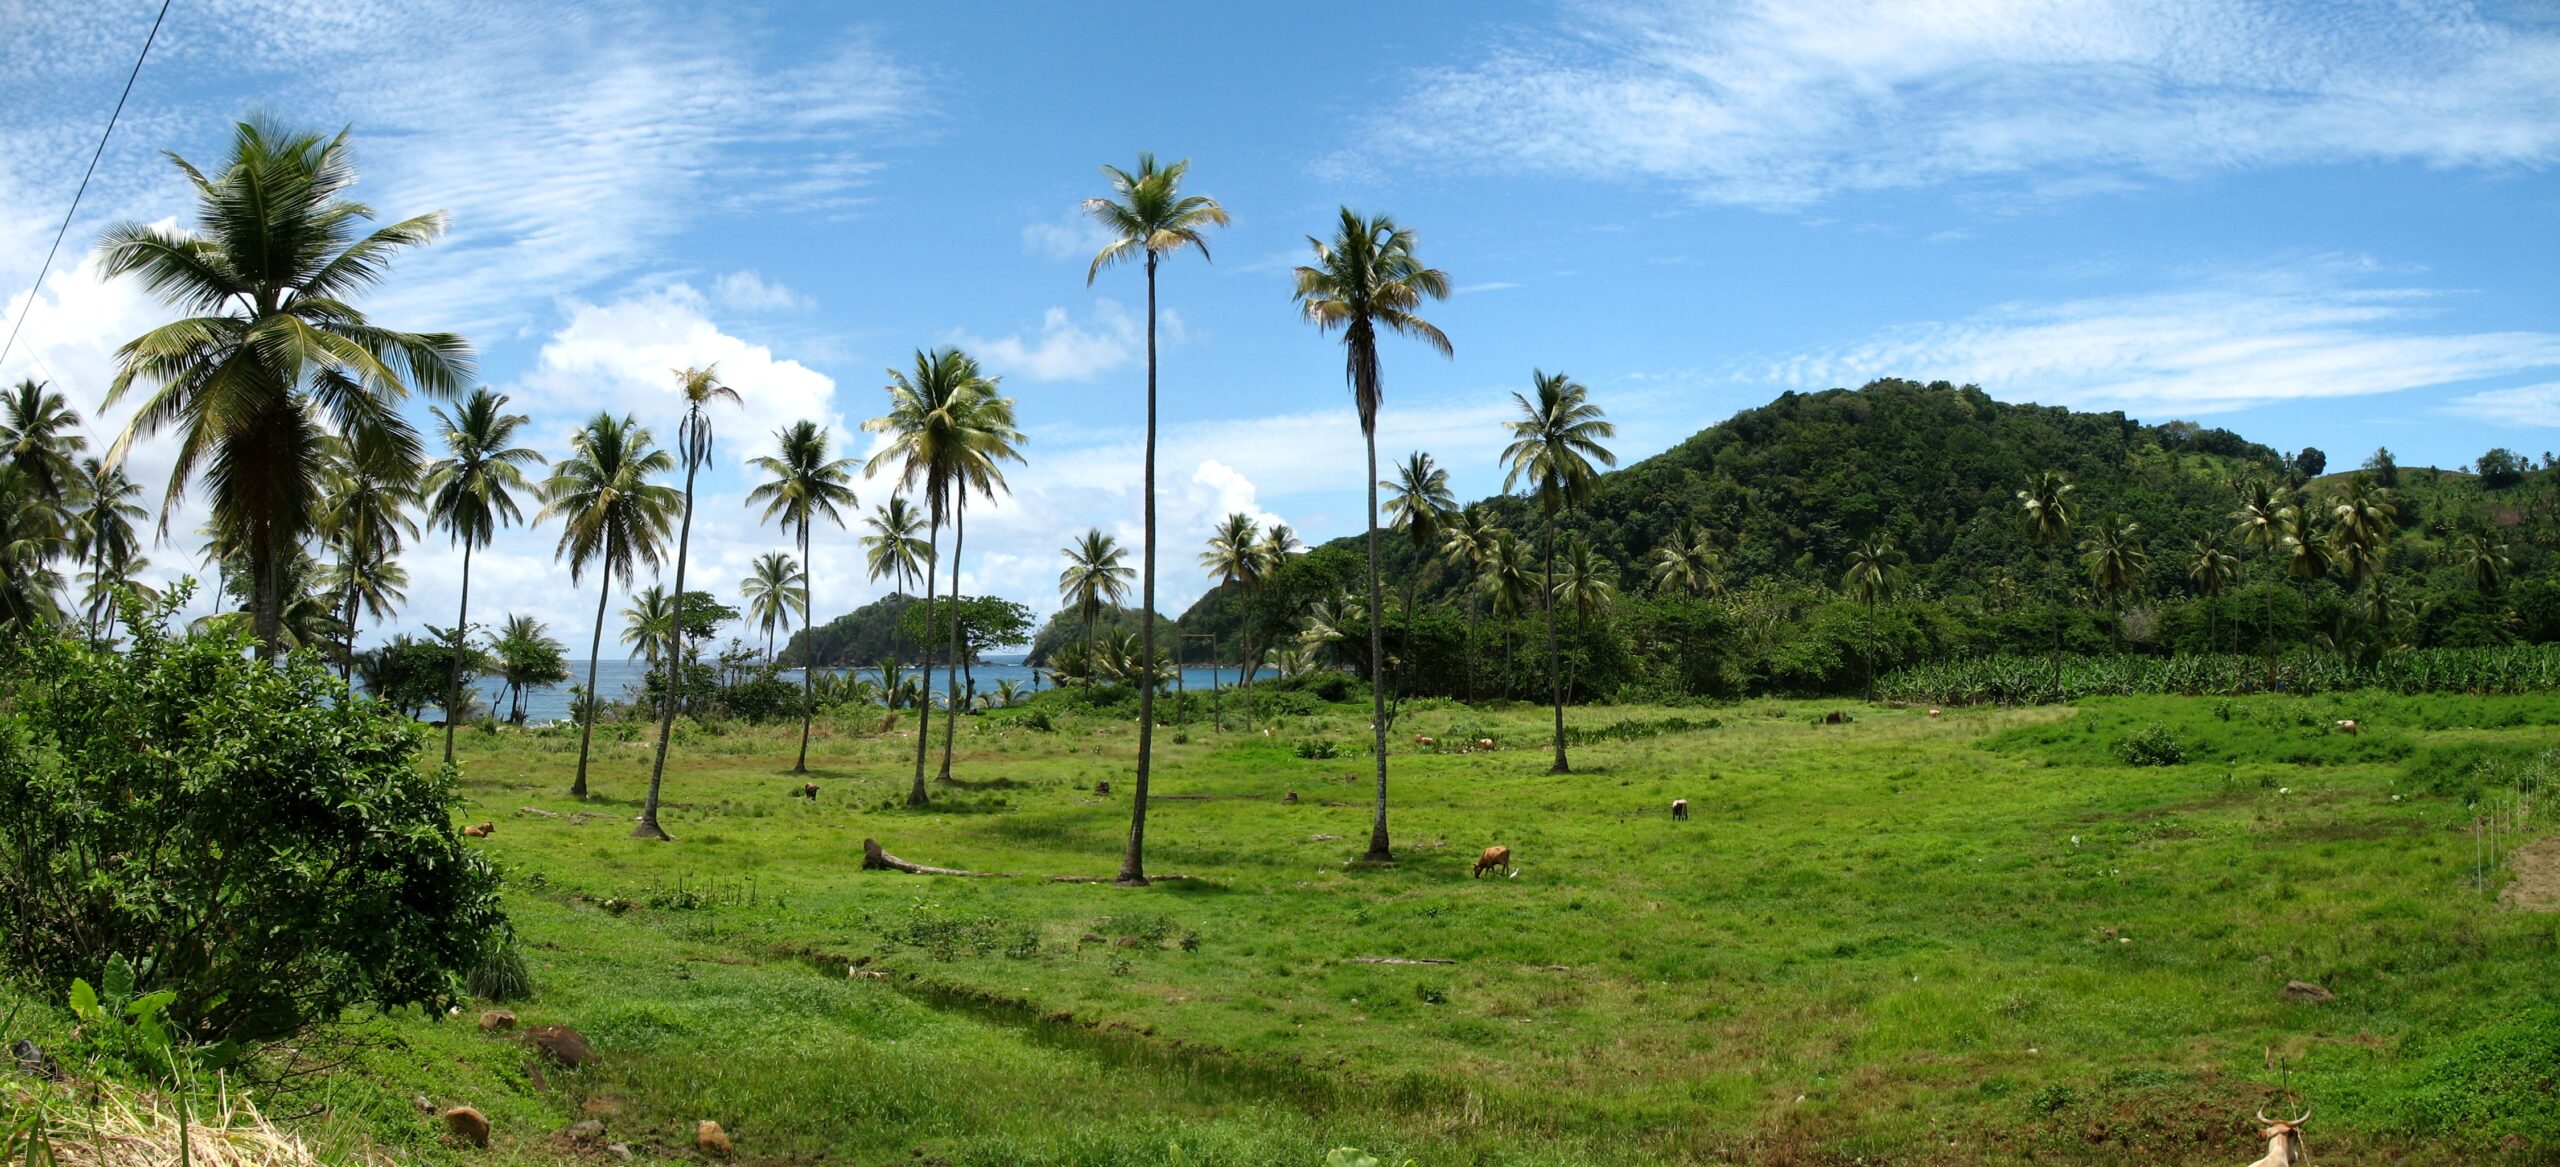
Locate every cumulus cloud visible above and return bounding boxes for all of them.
[711,271,806,313]
[1351,0,2560,206]
[956,301,1165,383]
[1021,207,1113,264]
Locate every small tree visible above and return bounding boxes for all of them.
[0,591,503,1043]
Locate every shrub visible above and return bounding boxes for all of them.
[0,597,505,1044]
[1294,738,1341,760]
[2115,723,2188,766]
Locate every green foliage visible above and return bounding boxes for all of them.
[0,595,505,1043]
[899,594,1037,662]
[2385,1007,2560,1145]
[1294,738,1341,760]
[781,593,923,667]
[1882,645,2560,706]
[2113,723,2187,766]
[61,954,222,1079]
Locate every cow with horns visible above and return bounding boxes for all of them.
[2245,1106,2310,1167]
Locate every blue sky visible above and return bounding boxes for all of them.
[3,0,2556,646]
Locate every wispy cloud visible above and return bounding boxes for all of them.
[1743,264,2560,414]
[2446,382,2560,428]
[1349,0,2560,206]
[1455,281,1522,295]
[954,301,1168,383]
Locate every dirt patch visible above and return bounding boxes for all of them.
[2500,836,2560,911]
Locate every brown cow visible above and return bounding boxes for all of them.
[1472,845,1512,878]
[800,782,819,799]
[1671,798,1689,820]
[462,822,493,838]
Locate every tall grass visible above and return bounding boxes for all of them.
[1880,645,2560,706]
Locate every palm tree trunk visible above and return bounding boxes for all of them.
[341,551,359,687]
[1119,253,1160,886]
[1362,427,1393,863]
[1404,572,1419,701]
[910,521,939,807]
[444,540,474,763]
[1546,523,1568,774]
[939,500,965,782]
[572,562,611,799]
[795,518,815,774]
[635,455,701,841]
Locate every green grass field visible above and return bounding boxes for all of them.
[238,692,2558,1166]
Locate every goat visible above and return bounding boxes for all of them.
[2245,1106,2310,1167]
[1473,845,1512,878]
[1671,798,1689,820]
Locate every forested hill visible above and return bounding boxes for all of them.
[1489,378,2298,590]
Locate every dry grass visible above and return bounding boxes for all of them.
[4,1074,333,1167]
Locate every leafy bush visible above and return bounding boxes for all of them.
[0,597,505,1043]
[2115,723,2188,766]
[1294,738,1341,760]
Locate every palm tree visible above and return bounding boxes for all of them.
[2230,477,2286,663]
[1199,512,1266,707]
[318,445,420,684]
[1551,533,1619,701]
[0,468,68,629]
[866,348,1021,804]
[493,614,569,725]
[2185,536,2239,653]
[2,380,86,514]
[1477,529,1537,699]
[1294,208,1452,864]
[1841,533,1904,698]
[747,420,858,772]
[1058,528,1133,682]
[740,552,808,661]
[1500,371,1615,776]
[68,457,146,642]
[2078,516,2148,653]
[1086,152,1228,886]
[97,118,471,656]
[423,388,541,761]
[2017,470,2078,686]
[1382,451,1457,694]
[861,496,932,664]
[622,584,677,665]
[636,365,742,840]
[1648,524,1719,598]
[1250,522,1303,695]
[2454,532,2512,597]
[538,412,679,799]
[322,538,408,673]
[1439,505,1502,698]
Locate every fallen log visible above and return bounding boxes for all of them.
[1048,873,1198,884]
[860,838,1017,878]
[1348,956,1457,966]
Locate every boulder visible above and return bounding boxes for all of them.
[2280,980,2335,1004]
[696,1120,732,1157]
[443,1107,491,1148]
[557,1120,606,1145]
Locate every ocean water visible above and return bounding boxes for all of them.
[435,655,1249,725]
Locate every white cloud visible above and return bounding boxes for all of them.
[1021,207,1113,264]
[1455,281,1522,295]
[1354,0,2560,206]
[1744,266,2560,414]
[515,284,840,463]
[2446,382,2560,428]
[956,301,1165,383]
[711,271,806,313]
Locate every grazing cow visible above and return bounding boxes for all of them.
[2245,1107,2310,1167]
[1928,708,1941,717]
[2335,719,2358,735]
[800,782,819,799]
[1093,780,1112,796]
[1415,736,1437,750]
[696,1120,732,1158]
[1472,845,1512,878]
[1671,798,1689,820]
[1282,790,1299,804]
[463,822,493,838]
[1475,738,1494,750]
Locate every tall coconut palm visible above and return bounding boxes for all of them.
[1648,524,1719,598]
[862,496,932,665]
[636,365,742,840]
[0,468,68,629]
[1,380,86,515]
[493,614,568,725]
[2230,477,2286,663]
[1250,523,1303,695]
[538,412,679,799]
[1438,505,1501,698]
[1085,152,1228,886]
[747,420,858,772]
[69,457,147,642]
[318,445,420,684]
[1199,511,1267,707]
[2017,470,2078,686]
[1382,451,1457,694]
[622,584,677,665]
[2186,536,2239,653]
[1059,528,1133,682]
[98,118,471,656]
[2078,516,2148,653]
[1477,529,1537,699]
[322,537,408,676]
[2454,532,2512,597]
[1294,209,1452,864]
[740,552,807,661]
[866,348,1021,804]
[1500,371,1615,776]
[423,388,541,761]
[1841,533,1903,699]
[1551,533,1619,700]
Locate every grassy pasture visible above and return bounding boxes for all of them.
[149,692,2560,1165]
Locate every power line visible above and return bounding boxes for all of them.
[0,0,176,372]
